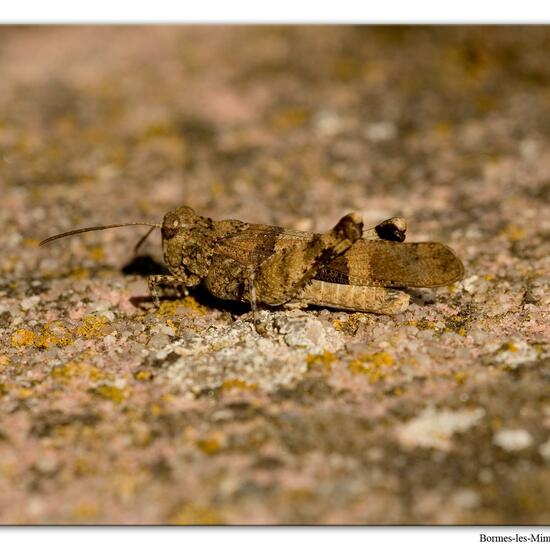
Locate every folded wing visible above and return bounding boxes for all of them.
[316,240,465,287]
[216,226,464,288]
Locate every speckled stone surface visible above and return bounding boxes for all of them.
[1,26,549,524]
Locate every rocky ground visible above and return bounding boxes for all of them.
[0,26,549,524]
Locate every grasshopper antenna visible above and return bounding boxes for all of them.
[39,222,162,246]
[133,226,157,254]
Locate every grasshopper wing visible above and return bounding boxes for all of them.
[216,226,464,288]
[214,224,311,266]
[316,240,465,288]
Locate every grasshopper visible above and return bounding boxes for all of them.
[40,206,464,315]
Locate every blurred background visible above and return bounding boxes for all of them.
[2,27,549,240]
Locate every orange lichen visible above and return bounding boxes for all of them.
[454,371,468,385]
[157,301,177,316]
[113,474,140,501]
[74,457,98,477]
[170,504,222,525]
[76,315,108,338]
[88,245,105,262]
[11,321,72,349]
[414,320,439,331]
[134,369,153,381]
[330,57,363,81]
[51,361,105,383]
[17,388,33,400]
[306,351,336,372]
[71,503,100,520]
[150,403,163,416]
[158,296,207,317]
[23,238,40,248]
[35,322,74,348]
[139,122,177,141]
[502,224,525,242]
[348,351,394,382]
[222,378,258,391]
[331,315,361,335]
[271,106,311,130]
[197,432,224,454]
[92,384,126,404]
[11,328,35,347]
[434,120,453,137]
[2,255,19,273]
[210,181,224,197]
[70,267,90,279]
[180,296,207,315]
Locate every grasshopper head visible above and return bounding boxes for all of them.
[161,206,201,240]
[161,206,213,276]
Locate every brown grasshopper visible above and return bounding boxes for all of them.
[40,206,464,315]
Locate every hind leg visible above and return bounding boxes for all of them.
[291,280,410,314]
[363,217,407,242]
[253,212,364,306]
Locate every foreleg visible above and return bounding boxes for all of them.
[148,274,194,307]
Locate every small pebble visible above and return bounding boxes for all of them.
[20,296,40,312]
[148,332,170,349]
[493,429,533,452]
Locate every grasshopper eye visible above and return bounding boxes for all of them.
[162,215,180,240]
